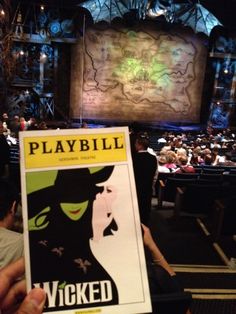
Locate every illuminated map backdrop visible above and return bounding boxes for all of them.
[70,23,208,124]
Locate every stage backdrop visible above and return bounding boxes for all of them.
[70,22,208,125]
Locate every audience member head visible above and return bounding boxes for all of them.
[135,135,149,152]
[81,121,88,128]
[201,148,211,158]
[178,155,188,166]
[166,150,177,164]
[176,147,187,158]
[158,155,167,166]
[38,121,47,130]
[2,112,8,121]
[204,153,213,165]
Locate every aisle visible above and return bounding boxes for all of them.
[149,205,236,314]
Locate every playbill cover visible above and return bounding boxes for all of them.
[19,126,152,314]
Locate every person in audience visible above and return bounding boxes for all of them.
[9,115,20,137]
[157,155,170,173]
[219,152,236,167]
[176,146,188,158]
[27,117,38,130]
[0,178,23,269]
[164,150,177,172]
[132,135,157,225]
[174,155,195,173]
[1,112,9,126]
[19,117,28,131]
[38,121,48,130]
[190,146,202,165]
[81,121,89,128]
[230,143,236,162]
[8,133,21,193]
[0,115,11,136]
[0,122,10,178]
[203,153,213,166]
[0,258,46,314]
[211,146,221,165]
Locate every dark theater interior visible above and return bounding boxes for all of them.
[1,1,236,313]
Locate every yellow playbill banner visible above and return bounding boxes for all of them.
[23,131,127,169]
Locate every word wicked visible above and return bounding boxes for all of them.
[28,137,124,155]
[33,280,113,308]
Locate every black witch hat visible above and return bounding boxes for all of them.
[27,166,114,219]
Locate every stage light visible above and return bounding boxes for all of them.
[40,52,47,61]
[40,5,45,11]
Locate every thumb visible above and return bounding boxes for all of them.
[17,288,46,314]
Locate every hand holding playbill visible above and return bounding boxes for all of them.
[0,258,46,314]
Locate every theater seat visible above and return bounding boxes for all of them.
[212,196,236,240]
[150,291,192,314]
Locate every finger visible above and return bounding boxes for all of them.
[17,288,46,314]
[0,258,25,302]
[1,279,26,310]
[141,223,147,231]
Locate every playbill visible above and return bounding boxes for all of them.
[20,126,152,314]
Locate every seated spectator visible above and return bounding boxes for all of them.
[0,178,23,268]
[203,153,213,166]
[219,152,236,167]
[176,147,187,158]
[174,156,195,173]
[211,146,221,166]
[19,117,28,131]
[27,117,38,130]
[157,155,170,173]
[9,115,20,137]
[190,146,202,165]
[8,134,21,193]
[230,143,236,162]
[200,148,211,163]
[38,121,48,130]
[165,150,177,172]
[0,122,10,178]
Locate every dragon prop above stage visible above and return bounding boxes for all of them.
[79,0,222,36]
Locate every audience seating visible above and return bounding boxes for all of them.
[222,174,236,186]
[157,177,197,209]
[228,168,236,174]
[192,167,202,174]
[174,173,200,179]
[155,172,174,196]
[174,184,226,218]
[201,168,225,174]
[156,167,236,210]
[150,291,192,314]
[211,195,236,241]
[199,173,223,182]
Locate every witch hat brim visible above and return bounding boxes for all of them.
[27,166,114,219]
